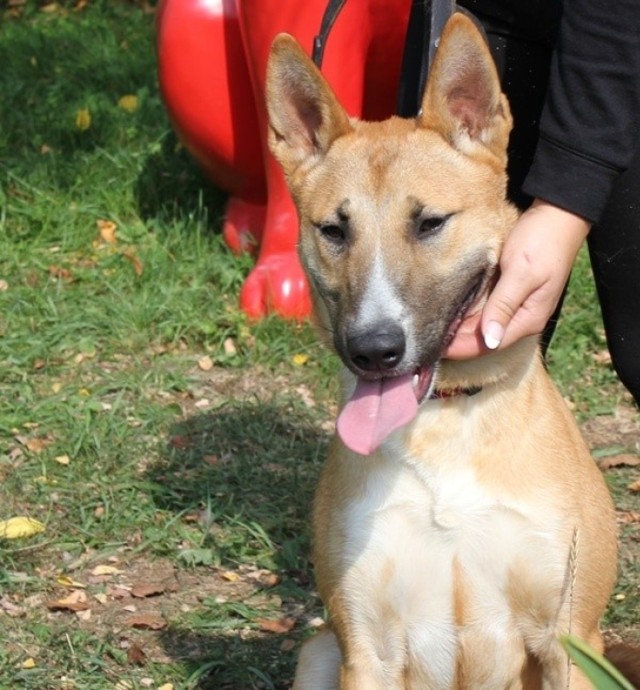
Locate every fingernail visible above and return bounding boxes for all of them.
[483,321,504,350]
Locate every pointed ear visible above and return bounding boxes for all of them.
[266,33,353,177]
[419,13,512,165]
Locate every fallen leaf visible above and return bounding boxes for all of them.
[122,248,143,276]
[97,219,117,244]
[629,479,640,493]
[127,642,146,666]
[131,582,166,599]
[0,279,8,291]
[49,265,73,281]
[292,353,309,366]
[118,94,139,113]
[158,684,174,690]
[0,517,45,540]
[55,454,71,466]
[598,454,640,471]
[223,337,237,356]
[19,436,52,453]
[257,616,295,634]
[94,592,108,605]
[127,613,167,630]
[47,590,89,612]
[280,638,296,652]
[169,435,193,449]
[75,108,91,131]
[91,565,123,577]
[22,658,36,669]
[220,570,240,583]
[56,574,86,589]
[197,355,213,371]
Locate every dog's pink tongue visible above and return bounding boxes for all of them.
[337,374,417,456]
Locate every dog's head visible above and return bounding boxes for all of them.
[266,14,517,454]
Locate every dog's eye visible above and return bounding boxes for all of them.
[318,223,347,244]
[416,214,450,239]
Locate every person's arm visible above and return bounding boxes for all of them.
[446,0,640,359]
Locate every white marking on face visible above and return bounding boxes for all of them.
[353,244,417,364]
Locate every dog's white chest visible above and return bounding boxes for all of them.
[340,450,561,688]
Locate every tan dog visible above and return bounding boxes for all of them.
[266,14,619,689]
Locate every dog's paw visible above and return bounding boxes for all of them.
[240,251,311,320]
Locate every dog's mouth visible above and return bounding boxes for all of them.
[337,274,486,456]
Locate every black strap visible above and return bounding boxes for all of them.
[312,0,348,67]
[397,0,457,117]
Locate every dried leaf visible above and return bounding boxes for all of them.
[91,564,123,577]
[292,353,309,366]
[22,658,36,669]
[131,582,166,599]
[629,479,640,493]
[122,248,143,276]
[127,613,167,630]
[55,454,71,466]
[75,108,91,131]
[197,355,213,371]
[94,592,108,605]
[257,616,295,634]
[19,436,52,453]
[223,337,237,356]
[56,574,86,589]
[0,517,45,540]
[158,684,174,690]
[97,219,117,244]
[47,590,89,612]
[49,265,73,281]
[598,454,640,470]
[220,570,241,583]
[118,95,139,113]
[127,642,147,666]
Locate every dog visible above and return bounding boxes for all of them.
[266,13,621,689]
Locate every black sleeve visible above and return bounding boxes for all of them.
[522,0,640,223]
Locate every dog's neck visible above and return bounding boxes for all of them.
[436,335,541,394]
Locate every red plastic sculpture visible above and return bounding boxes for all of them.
[156,0,412,319]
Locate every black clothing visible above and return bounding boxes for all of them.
[399,0,640,405]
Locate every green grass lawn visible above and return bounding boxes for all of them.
[0,2,638,689]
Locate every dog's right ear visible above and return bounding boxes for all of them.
[266,34,353,177]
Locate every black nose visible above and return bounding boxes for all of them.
[346,322,406,373]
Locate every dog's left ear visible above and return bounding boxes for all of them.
[419,13,512,166]
[266,34,353,177]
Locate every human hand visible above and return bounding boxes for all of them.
[445,199,591,359]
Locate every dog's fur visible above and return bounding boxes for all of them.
[266,14,624,689]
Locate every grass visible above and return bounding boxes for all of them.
[0,2,637,689]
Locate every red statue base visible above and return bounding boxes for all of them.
[156,0,411,319]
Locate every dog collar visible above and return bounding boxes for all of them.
[430,385,483,400]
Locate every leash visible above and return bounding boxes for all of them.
[312,0,348,67]
[312,0,456,91]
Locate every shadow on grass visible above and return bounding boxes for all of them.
[147,397,329,688]
[134,130,228,227]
